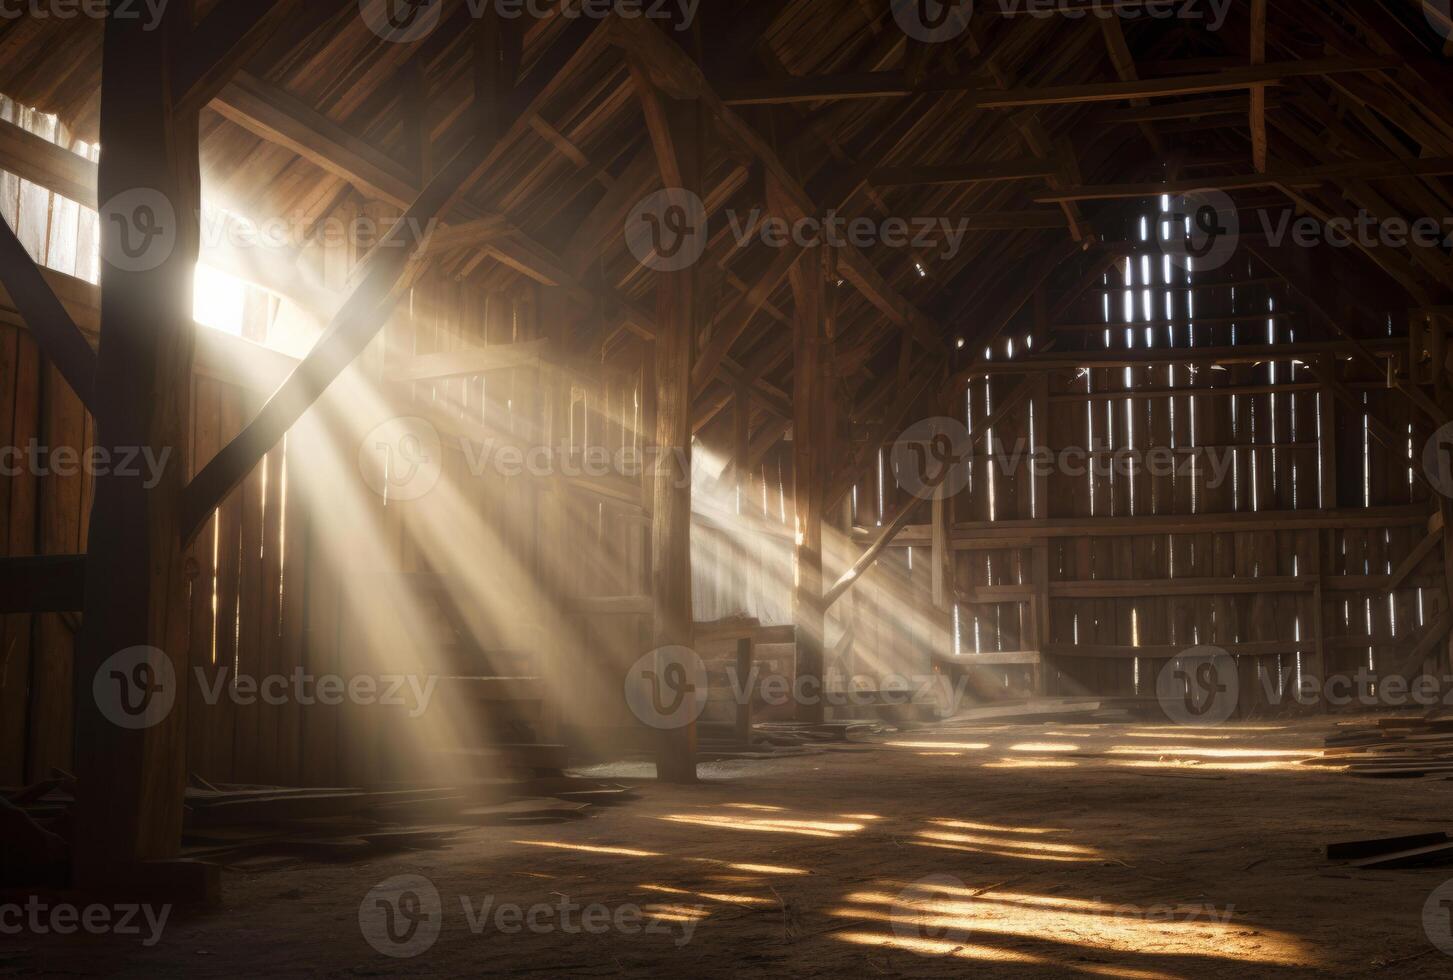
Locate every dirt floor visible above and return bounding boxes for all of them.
[5,713,1453,978]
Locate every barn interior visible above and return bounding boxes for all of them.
[4,1,1453,976]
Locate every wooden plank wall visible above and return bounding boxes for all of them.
[842,207,1443,714]
[0,267,658,791]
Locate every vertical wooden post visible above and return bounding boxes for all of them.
[1316,355,1338,510]
[649,98,700,782]
[1432,311,1448,409]
[1309,529,1328,712]
[734,382,751,512]
[733,636,753,745]
[785,201,829,725]
[1030,371,1051,694]
[930,482,950,612]
[72,2,199,883]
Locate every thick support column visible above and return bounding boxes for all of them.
[72,3,199,883]
[786,213,831,724]
[649,98,700,783]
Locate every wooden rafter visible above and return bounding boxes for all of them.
[174,0,303,117]
[180,16,606,545]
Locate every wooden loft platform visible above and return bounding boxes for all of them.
[1,0,1453,942]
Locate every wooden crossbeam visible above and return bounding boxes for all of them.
[1249,242,1449,427]
[1250,0,1268,173]
[972,57,1397,108]
[0,555,86,613]
[692,243,800,391]
[823,378,1034,611]
[1038,157,1453,202]
[0,214,97,408]
[385,339,549,383]
[1386,524,1444,594]
[0,116,97,208]
[180,17,605,546]
[870,157,1059,188]
[174,0,302,116]
[212,71,420,206]
[1387,607,1453,682]
[717,57,1393,107]
[720,69,965,105]
[610,15,948,357]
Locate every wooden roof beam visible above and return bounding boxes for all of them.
[174,0,303,117]
[870,157,1060,188]
[1035,157,1453,202]
[0,216,97,409]
[719,57,1396,108]
[971,56,1397,107]
[609,15,948,357]
[1250,0,1268,173]
[180,16,606,545]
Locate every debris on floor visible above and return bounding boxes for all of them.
[1320,716,1453,778]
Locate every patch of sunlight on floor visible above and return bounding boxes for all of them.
[909,840,1097,862]
[685,857,810,876]
[830,883,1311,970]
[927,819,1066,835]
[638,883,776,907]
[660,813,865,838]
[914,830,1097,856]
[641,904,710,923]
[1110,759,1322,772]
[1107,746,1314,758]
[1008,742,1082,753]
[984,757,1082,769]
[886,741,991,750]
[513,840,660,857]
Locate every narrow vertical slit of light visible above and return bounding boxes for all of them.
[1361,393,1371,507]
[1086,372,1095,516]
[1028,398,1038,518]
[985,380,996,522]
[1294,616,1303,696]
[876,448,885,526]
[1131,606,1141,694]
[1315,390,1325,509]
[277,438,288,633]
[210,517,220,665]
[1232,397,1241,512]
